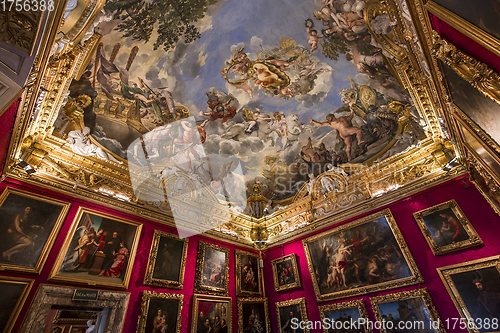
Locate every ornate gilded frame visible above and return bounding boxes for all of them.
[0,276,34,333]
[413,199,483,255]
[303,209,423,302]
[237,297,270,333]
[318,299,371,333]
[194,241,230,296]
[370,288,446,333]
[68,326,87,333]
[0,186,70,274]
[235,250,261,296]
[136,291,183,333]
[271,253,301,292]
[143,230,188,289]
[48,206,143,289]
[191,294,232,333]
[437,255,500,333]
[276,297,309,333]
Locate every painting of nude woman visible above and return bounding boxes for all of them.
[194,241,230,296]
[0,187,70,274]
[303,209,422,301]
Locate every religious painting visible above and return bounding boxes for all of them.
[137,291,183,333]
[0,187,70,274]
[143,230,188,288]
[235,250,261,296]
[237,298,271,333]
[0,276,34,333]
[276,298,309,333]
[413,199,483,255]
[438,256,500,332]
[272,253,301,292]
[194,241,230,296]
[191,294,231,333]
[318,299,371,333]
[370,288,446,333]
[303,209,422,301]
[48,207,142,289]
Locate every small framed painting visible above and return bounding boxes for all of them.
[194,241,230,296]
[235,250,261,296]
[276,297,309,333]
[271,253,301,292]
[191,294,231,333]
[319,299,371,333]
[237,298,270,333]
[136,291,183,333]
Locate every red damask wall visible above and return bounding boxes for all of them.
[0,98,21,175]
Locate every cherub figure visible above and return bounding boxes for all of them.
[242,108,273,134]
[265,58,297,72]
[230,46,251,76]
[307,26,324,52]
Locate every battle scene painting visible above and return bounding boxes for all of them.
[52,0,426,213]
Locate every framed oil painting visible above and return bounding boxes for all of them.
[191,294,231,333]
[276,297,309,333]
[413,199,483,255]
[235,250,261,296]
[69,326,87,333]
[319,299,371,333]
[272,253,301,292]
[303,209,422,302]
[137,291,183,333]
[0,276,34,333]
[370,288,446,333]
[0,187,70,274]
[48,207,142,289]
[194,241,230,296]
[143,230,188,289]
[237,298,271,333]
[438,255,500,332]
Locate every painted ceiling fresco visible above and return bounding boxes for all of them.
[54,0,426,213]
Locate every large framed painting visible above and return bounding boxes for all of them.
[0,276,34,333]
[48,207,142,289]
[235,250,261,296]
[194,241,230,296]
[370,288,446,333]
[276,297,309,333]
[271,253,301,292]
[191,294,231,333]
[0,187,70,274]
[438,255,500,332]
[319,299,371,333]
[413,199,483,255]
[303,209,422,302]
[237,298,271,333]
[143,230,188,289]
[137,291,183,333]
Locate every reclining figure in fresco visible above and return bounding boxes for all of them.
[67,127,122,164]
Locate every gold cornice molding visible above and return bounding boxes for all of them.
[58,0,107,45]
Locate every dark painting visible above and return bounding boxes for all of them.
[144,299,180,333]
[279,305,304,333]
[241,302,267,333]
[0,281,27,332]
[323,308,363,333]
[276,258,297,287]
[196,300,229,333]
[377,298,437,333]
[202,248,227,289]
[238,252,260,294]
[152,236,184,282]
[422,207,469,246]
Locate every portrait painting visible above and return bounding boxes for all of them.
[414,199,483,255]
[319,300,370,333]
[235,250,261,296]
[276,298,309,333]
[191,294,231,333]
[143,230,188,288]
[49,207,142,289]
[194,241,230,296]
[0,187,70,274]
[137,291,183,333]
[303,209,422,301]
[370,288,446,333]
[272,253,301,292]
[237,298,270,333]
[438,256,500,332]
[0,276,33,333]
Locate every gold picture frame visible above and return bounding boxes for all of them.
[0,187,70,274]
[143,230,188,289]
[235,250,261,296]
[191,294,232,333]
[237,297,271,333]
[271,253,301,292]
[413,199,483,255]
[303,209,423,302]
[48,207,143,289]
[276,297,309,333]
[136,291,183,333]
[0,276,34,333]
[319,299,371,333]
[370,288,446,333]
[68,325,87,333]
[438,255,500,333]
[194,241,230,296]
